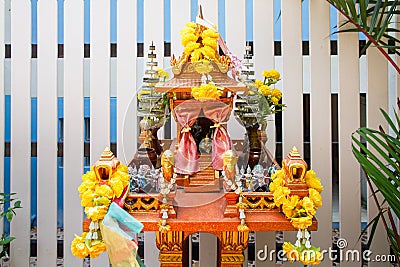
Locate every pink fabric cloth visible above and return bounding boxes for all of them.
[203,101,232,170]
[174,100,202,174]
[218,36,242,79]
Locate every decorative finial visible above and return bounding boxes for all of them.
[100,147,114,161]
[198,5,204,19]
[282,146,307,183]
[94,147,120,183]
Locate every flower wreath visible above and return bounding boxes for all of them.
[71,162,130,259]
[269,169,324,265]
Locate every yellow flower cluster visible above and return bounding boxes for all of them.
[71,232,107,259]
[283,242,322,265]
[269,168,324,265]
[180,22,219,62]
[72,163,131,259]
[262,69,280,80]
[252,69,285,115]
[78,164,130,217]
[269,169,323,230]
[156,68,169,80]
[191,83,222,101]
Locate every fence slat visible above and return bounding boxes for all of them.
[337,14,361,267]
[37,0,58,265]
[63,0,84,266]
[10,0,31,265]
[226,0,246,141]
[253,0,277,265]
[143,0,164,65]
[366,46,390,262]
[143,1,164,264]
[117,0,137,164]
[198,0,217,25]
[281,1,304,265]
[170,0,191,140]
[90,0,110,265]
[0,0,5,249]
[144,231,159,267]
[309,2,332,266]
[199,233,218,267]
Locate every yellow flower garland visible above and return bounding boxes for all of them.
[180,22,219,63]
[270,169,323,229]
[269,169,324,265]
[71,163,130,259]
[191,83,222,101]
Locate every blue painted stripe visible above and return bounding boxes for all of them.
[84,97,90,118]
[58,0,64,44]
[164,0,171,43]
[246,0,253,42]
[137,0,144,43]
[84,0,90,44]
[218,0,225,40]
[330,5,338,40]
[302,0,309,41]
[58,97,64,118]
[274,0,281,41]
[191,0,198,22]
[111,0,117,43]
[32,0,38,44]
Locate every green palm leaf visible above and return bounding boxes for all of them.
[326,0,400,74]
[352,106,400,265]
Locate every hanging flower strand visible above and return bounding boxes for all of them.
[269,167,324,265]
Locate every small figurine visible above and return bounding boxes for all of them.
[161,150,175,182]
[223,150,238,181]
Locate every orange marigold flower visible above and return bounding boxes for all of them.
[308,188,322,208]
[259,85,271,96]
[84,206,109,221]
[89,241,107,258]
[291,216,313,230]
[271,88,282,99]
[71,234,89,259]
[282,195,299,218]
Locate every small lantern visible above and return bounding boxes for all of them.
[94,147,120,184]
[282,147,307,183]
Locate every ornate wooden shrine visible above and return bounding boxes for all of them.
[81,9,320,267]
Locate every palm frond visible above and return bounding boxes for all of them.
[326,0,400,74]
[352,103,400,265]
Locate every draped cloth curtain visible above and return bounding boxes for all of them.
[174,100,202,174]
[203,100,232,170]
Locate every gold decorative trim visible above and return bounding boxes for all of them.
[156,231,183,252]
[124,197,159,212]
[221,231,249,251]
[242,196,276,210]
[159,253,182,263]
[220,253,245,263]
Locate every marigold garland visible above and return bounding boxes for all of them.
[269,168,324,265]
[71,163,130,259]
[191,83,222,101]
[180,22,219,62]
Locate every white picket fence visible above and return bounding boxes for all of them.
[0,0,398,266]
